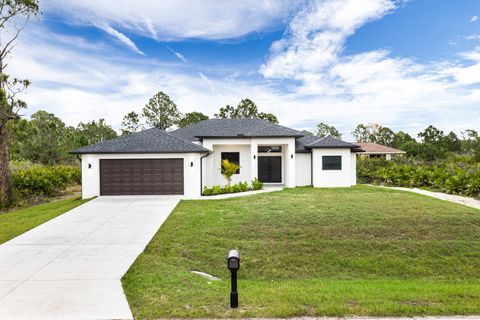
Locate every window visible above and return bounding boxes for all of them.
[221,152,240,174]
[322,156,342,170]
[258,146,282,153]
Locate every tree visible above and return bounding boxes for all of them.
[142,91,181,131]
[351,123,394,145]
[220,159,240,186]
[76,119,117,146]
[461,129,479,154]
[178,111,209,128]
[9,111,70,165]
[214,98,278,123]
[233,98,258,118]
[257,112,278,124]
[375,126,395,146]
[316,122,341,138]
[352,124,370,142]
[417,125,448,160]
[0,0,39,203]
[445,131,461,152]
[391,131,418,156]
[121,111,143,135]
[214,104,235,119]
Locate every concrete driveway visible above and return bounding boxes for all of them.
[0,195,181,320]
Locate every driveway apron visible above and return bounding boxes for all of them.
[0,195,180,320]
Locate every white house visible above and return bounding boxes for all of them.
[71,118,362,199]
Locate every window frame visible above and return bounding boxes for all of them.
[221,152,240,174]
[257,145,282,153]
[322,155,342,171]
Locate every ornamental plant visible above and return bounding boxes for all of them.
[220,159,240,186]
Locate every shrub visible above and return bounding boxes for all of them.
[252,178,263,190]
[12,165,81,198]
[358,156,480,198]
[202,179,260,196]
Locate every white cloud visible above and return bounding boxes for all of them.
[466,34,480,41]
[167,47,188,63]
[41,0,297,41]
[261,0,397,78]
[5,0,480,141]
[97,23,145,55]
[470,15,478,23]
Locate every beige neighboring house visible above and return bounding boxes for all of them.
[354,142,406,160]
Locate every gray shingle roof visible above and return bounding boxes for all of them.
[306,136,360,149]
[171,118,304,141]
[295,133,319,153]
[70,128,209,154]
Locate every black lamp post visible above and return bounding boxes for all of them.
[227,249,240,308]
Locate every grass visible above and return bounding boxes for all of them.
[122,186,480,318]
[0,196,90,244]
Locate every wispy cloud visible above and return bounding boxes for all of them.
[198,72,216,94]
[167,47,188,63]
[42,0,296,41]
[98,23,145,56]
[470,15,478,23]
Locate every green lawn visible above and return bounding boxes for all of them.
[122,186,480,318]
[0,196,90,244]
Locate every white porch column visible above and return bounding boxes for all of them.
[250,140,258,182]
[285,140,296,187]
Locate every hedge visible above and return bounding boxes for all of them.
[202,178,263,196]
[358,157,480,198]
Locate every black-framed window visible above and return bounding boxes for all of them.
[221,152,240,174]
[258,146,282,153]
[322,156,342,170]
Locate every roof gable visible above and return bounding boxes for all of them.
[71,128,209,154]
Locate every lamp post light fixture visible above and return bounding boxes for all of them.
[227,249,240,308]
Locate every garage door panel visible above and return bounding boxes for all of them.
[100,159,184,195]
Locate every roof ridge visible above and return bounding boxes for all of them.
[308,136,327,145]
[161,129,208,150]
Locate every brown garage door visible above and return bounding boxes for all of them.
[100,159,184,195]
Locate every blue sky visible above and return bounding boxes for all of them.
[10,0,480,139]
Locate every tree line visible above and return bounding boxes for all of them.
[315,122,480,161]
[120,91,278,135]
[7,92,279,166]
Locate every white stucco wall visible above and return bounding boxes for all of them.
[312,148,356,187]
[203,144,252,187]
[295,153,311,186]
[80,153,202,199]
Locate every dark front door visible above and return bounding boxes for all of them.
[100,159,184,195]
[258,156,282,183]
